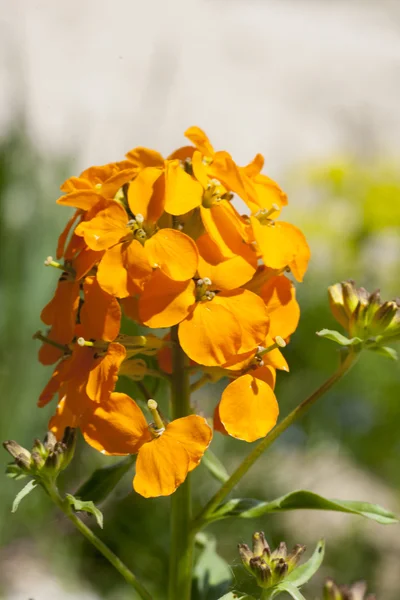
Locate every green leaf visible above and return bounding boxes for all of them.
[274,582,307,600]
[202,450,230,484]
[74,456,135,503]
[208,490,398,525]
[368,345,398,361]
[285,539,325,587]
[66,494,104,529]
[193,534,232,600]
[12,480,37,513]
[317,329,362,346]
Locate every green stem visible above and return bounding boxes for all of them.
[260,590,275,600]
[45,483,152,600]
[168,325,193,600]
[193,350,359,529]
[190,373,211,394]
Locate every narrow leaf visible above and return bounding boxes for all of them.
[193,534,232,600]
[202,450,230,484]
[275,582,307,600]
[66,494,104,528]
[285,539,325,587]
[74,456,135,503]
[12,480,37,513]
[317,329,362,346]
[368,345,398,361]
[209,490,398,525]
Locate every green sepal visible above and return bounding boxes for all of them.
[201,450,230,484]
[317,329,363,346]
[271,582,307,599]
[66,494,104,529]
[206,490,398,525]
[285,539,325,587]
[6,463,28,480]
[12,480,37,513]
[74,456,135,503]
[368,344,398,361]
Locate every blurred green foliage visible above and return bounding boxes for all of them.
[0,128,399,599]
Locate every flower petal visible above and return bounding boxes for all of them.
[56,209,81,259]
[134,435,190,497]
[127,167,165,222]
[125,147,164,168]
[178,299,242,366]
[38,357,72,407]
[251,219,310,281]
[184,126,215,157]
[49,396,81,440]
[208,151,248,202]
[73,247,104,281]
[219,371,279,442]
[40,279,80,345]
[145,229,199,281]
[197,233,256,290]
[97,241,151,298]
[200,201,248,259]
[261,275,300,339]
[164,160,203,215]
[86,342,126,403]
[139,272,195,328]
[81,392,151,455]
[164,415,212,471]
[75,202,128,251]
[217,289,269,353]
[81,276,121,341]
[56,190,105,210]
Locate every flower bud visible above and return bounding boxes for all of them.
[286,544,307,571]
[238,543,253,572]
[3,429,77,483]
[238,532,307,590]
[43,431,57,452]
[252,531,270,558]
[323,579,376,600]
[3,441,31,466]
[59,427,76,471]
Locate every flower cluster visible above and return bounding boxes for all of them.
[36,127,310,497]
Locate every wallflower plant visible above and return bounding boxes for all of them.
[3,127,399,600]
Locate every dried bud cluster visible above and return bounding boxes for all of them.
[323,578,376,600]
[238,531,306,589]
[3,427,76,482]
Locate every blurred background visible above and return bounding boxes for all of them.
[0,0,400,598]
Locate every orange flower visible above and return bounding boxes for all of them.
[75,202,199,297]
[80,395,212,497]
[250,215,311,282]
[214,365,279,442]
[57,162,137,211]
[39,340,126,409]
[39,269,122,365]
[139,271,269,367]
[185,126,287,216]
